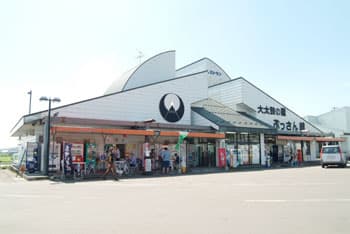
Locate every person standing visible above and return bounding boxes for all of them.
[103,147,118,180]
[174,153,180,171]
[115,146,121,161]
[161,147,171,174]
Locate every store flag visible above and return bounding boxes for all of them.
[176,131,188,151]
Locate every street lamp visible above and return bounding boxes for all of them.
[40,96,61,175]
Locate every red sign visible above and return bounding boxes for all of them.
[73,155,83,163]
[218,148,226,168]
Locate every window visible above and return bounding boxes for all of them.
[322,146,340,154]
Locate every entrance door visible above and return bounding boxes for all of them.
[196,144,216,167]
[208,144,216,167]
[272,145,278,162]
[197,145,204,167]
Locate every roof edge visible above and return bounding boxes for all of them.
[177,57,232,81]
[21,70,209,119]
[122,50,176,91]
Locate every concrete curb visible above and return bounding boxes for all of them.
[6,161,321,182]
[9,165,49,181]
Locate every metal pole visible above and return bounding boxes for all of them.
[46,99,51,175]
[28,90,32,114]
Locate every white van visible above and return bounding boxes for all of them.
[321,145,347,168]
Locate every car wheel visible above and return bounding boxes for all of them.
[321,164,325,168]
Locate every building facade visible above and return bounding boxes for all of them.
[305,107,350,158]
[11,51,343,175]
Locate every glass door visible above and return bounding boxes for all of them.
[208,143,216,167]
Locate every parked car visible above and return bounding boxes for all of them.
[321,145,347,168]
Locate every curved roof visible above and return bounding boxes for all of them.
[176,57,231,87]
[105,50,175,94]
[105,66,137,95]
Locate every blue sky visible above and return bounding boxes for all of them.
[1,0,349,148]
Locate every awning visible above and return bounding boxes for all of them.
[53,126,154,136]
[52,127,225,139]
[160,131,225,138]
[277,135,345,142]
[315,137,346,142]
[277,136,314,141]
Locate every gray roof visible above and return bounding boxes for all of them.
[191,99,276,133]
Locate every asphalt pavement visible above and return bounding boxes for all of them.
[0,165,350,234]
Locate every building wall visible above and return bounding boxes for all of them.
[317,107,350,133]
[191,111,219,130]
[54,72,209,125]
[241,79,321,134]
[209,78,322,135]
[208,78,243,111]
[176,58,231,87]
[305,107,350,158]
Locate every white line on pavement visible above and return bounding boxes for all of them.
[0,194,64,199]
[235,182,339,187]
[245,198,350,203]
[245,199,287,203]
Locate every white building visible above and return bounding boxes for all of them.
[305,107,350,157]
[11,51,342,175]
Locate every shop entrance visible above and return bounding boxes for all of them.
[188,143,216,168]
[272,145,278,162]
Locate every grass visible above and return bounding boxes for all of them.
[0,154,13,164]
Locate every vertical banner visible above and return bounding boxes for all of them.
[71,143,84,163]
[63,143,72,175]
[26,142,39,172]
[218,148,226,168]
[85,143,97,171]
[72,143,84,174]
[143,142,151,172]
[49,142,61,172]
[143,142,150,158]
[180,143,187,172]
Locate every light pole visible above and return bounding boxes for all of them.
[40,96,61,175]
[27,90,32,114]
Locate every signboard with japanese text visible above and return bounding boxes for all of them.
[208,78,322,134]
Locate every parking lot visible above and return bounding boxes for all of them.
[1,165,350,234]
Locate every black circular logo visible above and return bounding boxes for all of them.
[159,93,185,122]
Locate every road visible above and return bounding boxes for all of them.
[1,166,350,234]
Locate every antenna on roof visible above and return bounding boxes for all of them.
[136,50,144,64]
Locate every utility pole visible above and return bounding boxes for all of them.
[27,90,32,114]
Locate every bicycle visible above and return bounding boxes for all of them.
[115,160,130,176]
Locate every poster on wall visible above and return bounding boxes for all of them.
[49,143,61,172]
[63,143,72,174]
[226,144,235,167]
[143,142,150,158]
[71,143,84,163]
[218,148,226,168]
[85,143,97,169]
[252,145,260,164]
[239,145,249,165]
[26,142,40,172]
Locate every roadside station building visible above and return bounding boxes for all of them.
[11,51,344,174]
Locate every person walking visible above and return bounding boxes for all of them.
[161,147,171,174]
[103,147,118,180]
